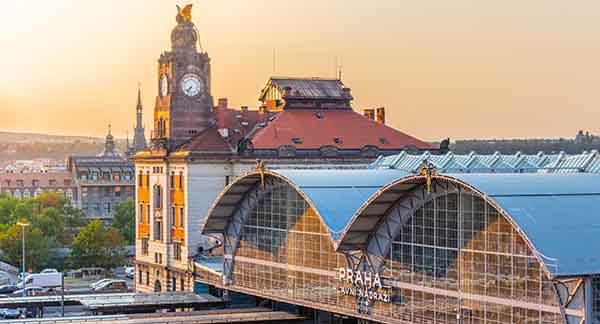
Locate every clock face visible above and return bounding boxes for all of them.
[160,75,169,97]
[180,74,203,97]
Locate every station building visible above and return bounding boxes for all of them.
[132,5,434,294]
[198,167,600,324]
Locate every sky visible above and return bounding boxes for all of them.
[1,0,600,141]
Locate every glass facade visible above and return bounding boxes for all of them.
[229,182,564,324]
[233,182,354,310]
[387,192,561,324]
[593,277,600,324]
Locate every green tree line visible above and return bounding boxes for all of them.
[0,192,134,271]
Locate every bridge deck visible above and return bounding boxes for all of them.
[0,292,224,310]
[1,308,305,324]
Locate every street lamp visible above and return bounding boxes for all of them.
[16,221,30,298]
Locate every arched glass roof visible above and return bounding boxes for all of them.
[203,169,600,277]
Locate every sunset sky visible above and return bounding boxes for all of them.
[1,0,600,141]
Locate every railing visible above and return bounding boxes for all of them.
[79,179,134,185]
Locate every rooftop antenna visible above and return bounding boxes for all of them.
[272,48,277,75]
[337,57,343,81]
[334,56,338,79]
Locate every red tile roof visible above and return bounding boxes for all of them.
[250,110,435,150]
[176,127,233,153]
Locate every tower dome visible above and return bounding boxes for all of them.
[99,124,121,157]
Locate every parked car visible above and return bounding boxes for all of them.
[90,278,113,290]
[12,286,49,297]
[40,269,58,274]
[0,285,19,294]
[93,279,127,293]
[0,308,21,319]
[124,267,134,279]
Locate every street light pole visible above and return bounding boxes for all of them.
[16,221,30,298]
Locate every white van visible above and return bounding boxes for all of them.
[17,273,62,289]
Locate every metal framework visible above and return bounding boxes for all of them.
[201,170,595,324]
[222,176,281,284]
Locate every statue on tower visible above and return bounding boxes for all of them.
[171,4,198,51]
[176,4,193,24]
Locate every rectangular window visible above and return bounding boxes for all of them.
[138,173,143,186]
[154,221,162,241]
[180,278,184,292]
[174,242,182,261]
[178,173,184,190]
[139,204,144,223]
[138,270,142,284]
[171,207,177,227]
[170,173,175,189]
[179,207,184,228]
[153,186,162,209]
[145,271,149,285]
[145,203,150,223]
[141,238,149,255]
[115,186,121,197]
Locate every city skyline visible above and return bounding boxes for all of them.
[2,0,600,141]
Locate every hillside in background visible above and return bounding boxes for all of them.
[0,131,128,160]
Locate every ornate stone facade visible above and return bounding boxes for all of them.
[151,6,214,148]
[67,126,134,222]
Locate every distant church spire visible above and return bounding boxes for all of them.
[99,123,120,157]
[131,83,147,155]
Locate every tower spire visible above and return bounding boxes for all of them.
[132,82,147,153]
[137,82,142,111]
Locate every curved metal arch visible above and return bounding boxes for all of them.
[363,179,461,273]
[355,175,556,279]
[203,170,345,283]
[222,176,283,283]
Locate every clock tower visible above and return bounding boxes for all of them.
[153,4,214,148]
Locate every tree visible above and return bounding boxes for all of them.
[63,205,87,229]
[35,192,66,210]
[112,199,134,244]
[0,197,18,224]
[31,207,65,241]
[0,224,53,272]
[12,200,37,222]
[70,220,126,270]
